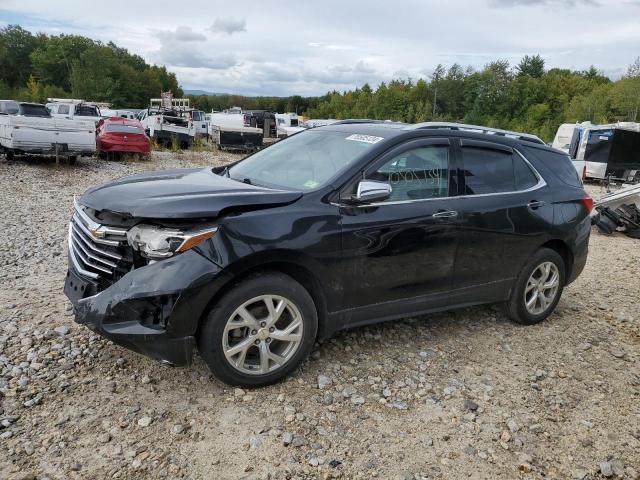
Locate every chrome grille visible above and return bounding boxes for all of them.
[68,202,128,280]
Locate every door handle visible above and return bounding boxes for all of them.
[432,210,458,219]
[527,200,546,209]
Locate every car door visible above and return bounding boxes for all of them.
[450,138,553,297]
[338,138,460,322]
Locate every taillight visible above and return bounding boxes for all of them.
[581,196,594,214]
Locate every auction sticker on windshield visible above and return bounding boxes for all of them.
[345,134,384,144]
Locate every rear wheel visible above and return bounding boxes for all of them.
[68,155,77,165]
[505,248,565,325]
[198,272,318,387]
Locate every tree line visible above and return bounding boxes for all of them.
[0,25,181,107]
[304,56,640,142]
[2,25,639,142]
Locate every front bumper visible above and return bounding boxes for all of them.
[64,249,231,366]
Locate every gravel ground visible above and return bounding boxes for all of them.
[0,153,639,480]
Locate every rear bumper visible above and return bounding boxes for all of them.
[98,141,150,154]
[65,249,231,366]
[7,141,94,156]
[567,218,591,284]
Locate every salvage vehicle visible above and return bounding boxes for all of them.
[96,117,150,158]
[0,100,95,163]
[64,121,592,387]
[275,113,306,138]
[551,123,587,180]
[144,108,196,148]
[574,124,640,182]
[46,99,103,125]
[101,109,137,120]
[208,109,264,151]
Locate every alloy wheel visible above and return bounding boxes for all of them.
[524,261,560,315]
[222,295,304,375]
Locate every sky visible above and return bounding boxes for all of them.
[1,0,639,97]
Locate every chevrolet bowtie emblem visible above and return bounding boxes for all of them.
[89,227,105,238]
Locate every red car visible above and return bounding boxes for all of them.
[96,117,151,158]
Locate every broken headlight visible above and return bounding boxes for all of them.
[126,224,218,259]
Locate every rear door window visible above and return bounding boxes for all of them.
[461,145,516,194]
[461,141,542,194]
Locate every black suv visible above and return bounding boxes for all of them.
[64,121,592,387]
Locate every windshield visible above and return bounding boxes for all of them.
[228,129,382,190]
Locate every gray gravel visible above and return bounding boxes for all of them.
[0,153,639,479]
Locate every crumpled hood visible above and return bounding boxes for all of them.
[80,168,302,219]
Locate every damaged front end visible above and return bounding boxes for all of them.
[64,202,231,366]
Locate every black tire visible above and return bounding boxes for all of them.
[505,248,565,325]
[6,150,14,161]
[68,155,77,165]
[198,272,318,387]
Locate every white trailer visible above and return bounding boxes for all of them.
[207,111,263,151]
[571,122,640,181]
[0,100,95,163]
[275,113,306,138]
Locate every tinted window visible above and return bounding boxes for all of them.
[523,147,581,187]
[105,124,144,134]
[58,105,70,114]
[462,147,515,194]
[19,104,51,117]
[367,146,449,201]
[76,105,98,116]
[514,154,539,190]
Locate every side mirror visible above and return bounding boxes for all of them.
[354,180,392,203]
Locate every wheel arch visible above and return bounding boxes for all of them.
[538,239,573,284]
[196,255,329,340]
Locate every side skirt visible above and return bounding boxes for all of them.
[322,278,513,338]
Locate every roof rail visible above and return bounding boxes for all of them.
[333,119,407,125]
[405,122,545,144]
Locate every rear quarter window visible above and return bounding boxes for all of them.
[523,147,582,187]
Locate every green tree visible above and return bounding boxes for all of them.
[516,55,545,78]
[0,25,41,88]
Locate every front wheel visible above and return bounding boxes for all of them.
[505,248,565,325]
[198,272,318,387]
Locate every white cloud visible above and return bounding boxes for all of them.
[1,0,638,96]
[209,17,246,35]
[155,25,207,42]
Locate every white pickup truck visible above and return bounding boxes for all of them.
[0,100,96,163]
[46,100,103,125]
